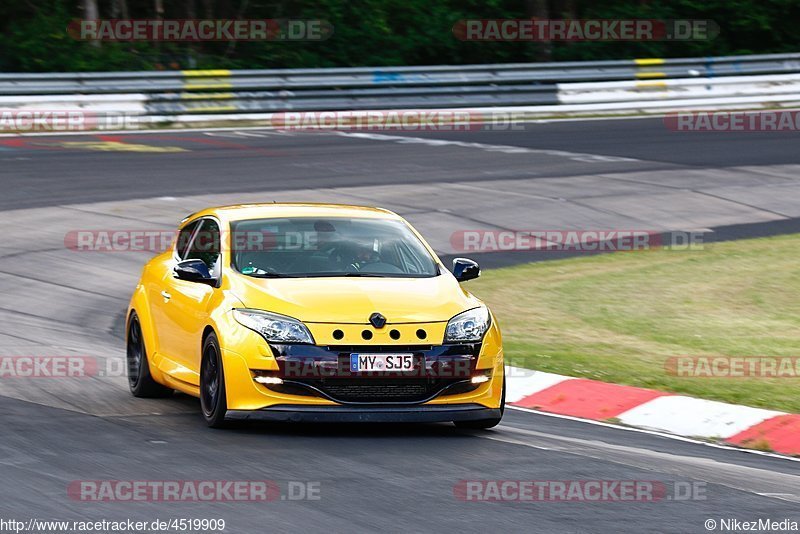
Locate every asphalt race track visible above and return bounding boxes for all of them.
[2,117,800,533]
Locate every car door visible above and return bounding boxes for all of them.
[157,218,221,385]
[148,219,200,362]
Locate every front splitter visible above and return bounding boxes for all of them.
[226,403,501,423]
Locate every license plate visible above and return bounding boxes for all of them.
[350,353,414,372]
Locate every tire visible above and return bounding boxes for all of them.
[200,332,229,428]
[127,312,173,398]
[454,374,505,429]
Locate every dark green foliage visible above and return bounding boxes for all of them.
[0,0,797,72]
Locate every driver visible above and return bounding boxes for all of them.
[350,244,380,270]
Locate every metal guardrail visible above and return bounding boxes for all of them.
[1,52,800,119]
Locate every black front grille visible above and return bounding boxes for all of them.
[316,379,431,402]
[266,343,482,404]
[277,377,476,403]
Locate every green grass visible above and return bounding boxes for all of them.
[469,233,800,413]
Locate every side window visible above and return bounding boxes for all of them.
[175,220,200,260]
[185,219,221,275]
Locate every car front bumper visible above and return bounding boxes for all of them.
[225,403,501,423]
[220,315,505,412]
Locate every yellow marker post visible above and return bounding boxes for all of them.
[181,70,233,91]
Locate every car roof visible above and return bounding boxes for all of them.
[182,203,402,225]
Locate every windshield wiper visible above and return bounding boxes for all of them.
[246,272,300,278]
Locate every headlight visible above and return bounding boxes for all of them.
[233,309,314,344]
[444,307,490,343]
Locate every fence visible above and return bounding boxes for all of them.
[2,52,800,126]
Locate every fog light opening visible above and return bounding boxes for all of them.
[470,374,491,384]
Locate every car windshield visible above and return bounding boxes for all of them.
[230,217,439,278]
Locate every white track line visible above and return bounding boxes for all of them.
[507,405,800,463]
[333,131,641,163]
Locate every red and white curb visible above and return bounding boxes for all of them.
[506,367,800,456]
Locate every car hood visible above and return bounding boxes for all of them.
[229,273,482,324]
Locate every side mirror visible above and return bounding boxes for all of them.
[174,259,215,285]
[452,257,480,282]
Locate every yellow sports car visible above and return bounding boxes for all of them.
[126,203,504,428]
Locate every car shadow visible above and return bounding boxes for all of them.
[157,395,495,439]
[225,420,487,438]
